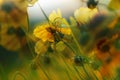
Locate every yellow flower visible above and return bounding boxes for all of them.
[33,9,71,42]
[74,7,98,24]
[33,23,71,42]
[33,24,54,42]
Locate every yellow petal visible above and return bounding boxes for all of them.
[69,17,77,26]
[49,9,62,22]
[60,28,71,35]
[62,18,69,27]
[33,26,47,39]
[33,24,54,42]
[57,9,62,18]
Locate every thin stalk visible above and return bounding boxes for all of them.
[38,63,51,80]
[61,55,72,71]
[97,69,104,80]
[92,70,99,80]
[69,27,83,55]
[24,33,35,58]
[26,9,30,32]
[62,40,77,54]
[82,64,91,79]
[87,64,99,80]
[37,3,50,24]
[59,54,73,80]
[64,69,72,80]
[26,11,36,57]
[73,66,84,80]
[36,57,51,80]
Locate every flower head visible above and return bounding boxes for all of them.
[33,24,54,42]
[33,9,71,42]
[74,7,98,24]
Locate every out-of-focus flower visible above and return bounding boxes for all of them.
[87,0,98,9]
[0,0,3,5]
[74,7,98,24]
[0,1,28,51]
[108,0,120,10]
[33,9,71,42]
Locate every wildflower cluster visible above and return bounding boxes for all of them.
[32,1,120,80]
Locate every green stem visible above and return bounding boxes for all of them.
[37,3,50,24]
[37,58,51,80]
[88,64,99,80]
[92,70,99,80]
[64,69,72,80]
[26,11,36,57]
[59,54,73,80]
[72,34,83,54]
[73,66,84,80]
[82,64,91,79]
[69,25,83,55]
[62,40,76,54]
[26,36,35,57]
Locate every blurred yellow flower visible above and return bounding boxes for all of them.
[33,9,71,42]
[0,0,3,5]
[108,0,120,10]
[74,7,98,24]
